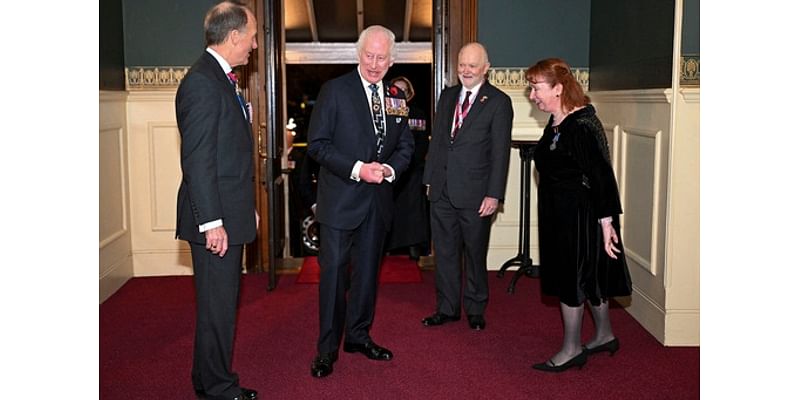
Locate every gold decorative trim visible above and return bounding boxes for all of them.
[591,89,672,104]
[489,67,589,92]
[131,65,596,92]
[487,68,527,88]
[127,59,696,91]
[126,67,189,90]
[680,55,699,86]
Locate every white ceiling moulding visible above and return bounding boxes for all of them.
[285,42,432,64]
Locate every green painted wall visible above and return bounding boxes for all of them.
[100,1,699,89]
[589,0,675,90]
[682,0,699,54]
[477,0,591,68]
[123,0,217,66]
[476,0,698,89]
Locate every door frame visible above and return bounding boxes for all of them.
[242,0,285,290]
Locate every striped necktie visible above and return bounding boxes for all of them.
[369,83,385,155]
[451,90,472,139]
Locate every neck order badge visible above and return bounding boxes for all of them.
[227,72,249,121]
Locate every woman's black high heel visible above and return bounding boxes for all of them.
[583,337,620,356]
[532,351,588,373]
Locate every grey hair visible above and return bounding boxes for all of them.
[356,25,397,61]
[204,1,250,46]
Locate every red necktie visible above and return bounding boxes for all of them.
[451,91,471,139]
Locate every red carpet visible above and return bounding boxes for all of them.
[295,255,422,283]
[100,272,699,399]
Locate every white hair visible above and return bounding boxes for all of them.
[459,42,490,65]
[356,25,397,61]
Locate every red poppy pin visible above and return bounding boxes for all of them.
[388,85,400,97]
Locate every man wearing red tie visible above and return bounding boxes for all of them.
[175,2,259,399]
[421,42,513,331]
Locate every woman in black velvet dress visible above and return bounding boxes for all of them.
[527,58,632,372]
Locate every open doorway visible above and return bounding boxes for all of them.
[283,63,433,258]
[250,0,477,287]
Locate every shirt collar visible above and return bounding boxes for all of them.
[461,82,483,102]
[357,68,383,93]
[206,47,232,74]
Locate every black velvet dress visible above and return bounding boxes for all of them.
[533,105,632,307]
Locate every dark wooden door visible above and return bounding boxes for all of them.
[240,0,285,290]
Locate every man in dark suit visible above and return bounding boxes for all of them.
[306,25,414,378]
[421,42,513,331]
[175,2,259,399]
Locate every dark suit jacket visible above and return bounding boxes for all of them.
[423,82,513,209]
[175,51,256,245]
[307,69,414,231]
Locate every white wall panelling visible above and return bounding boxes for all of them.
[99,91,133,303]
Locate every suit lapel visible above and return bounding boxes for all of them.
[203,52,239,100]
[458,83,491,133]
[383,81,394,134]
[201,52,251,134]
[202,51,228,84]
[441,87,460,136]
[345,70,379,152]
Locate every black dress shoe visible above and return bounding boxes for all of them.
[234,388,258,400]
[532,351,588,373]
[421,312,460,326]
[343,341,393,361]
[408,245,421,260]
[311,352,338,378]
[467,315,486,330]
[196,387,257,400]
[583,337,620,356]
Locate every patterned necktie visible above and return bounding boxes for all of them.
[369,83,385,155]
[227,72,248,121]
[452,90,472,139]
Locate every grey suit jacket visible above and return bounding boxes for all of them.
[423,82,513,209]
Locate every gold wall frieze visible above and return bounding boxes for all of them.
[489,67,589,93]
[680,55,699,86]
[487,68,527,89]
[128,60,695,92]
[126,67,189,90]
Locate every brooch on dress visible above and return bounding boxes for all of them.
[549,127,561,151]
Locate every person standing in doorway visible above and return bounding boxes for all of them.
[175,1,259,399]
[385,76,431,260]
[306,25,414,378]
[421,42,513,331]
